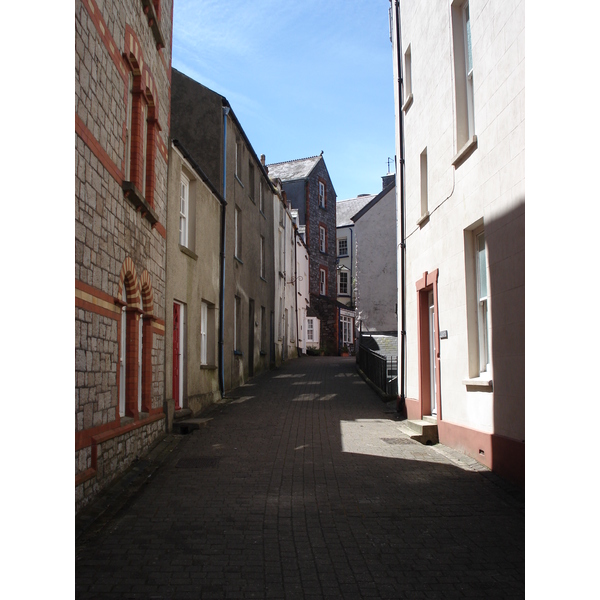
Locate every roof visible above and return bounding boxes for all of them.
[336,194,376,227]
[352,179,396,223]
[266,155,322,182]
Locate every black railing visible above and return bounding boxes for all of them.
[357,342,398,397]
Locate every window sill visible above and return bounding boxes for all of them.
[260,210,266,219]
[462,375,493,391]
[141,0,165,50]
[452,135,478,168]
[179,245,198,260]
[233,350,243,357]
[338,254,349,258]
[235,175,244,188]
[260,276,267,282]
[122,181,159,225]
[201,364,218,370]
[402,93,413,112]
[234,256,243,265]
[416,211,430,228]
[259,351,267,356]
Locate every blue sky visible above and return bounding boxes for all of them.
[172,0,396,201]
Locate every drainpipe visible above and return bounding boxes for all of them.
[393,0,407,414]
[219,105,230,396]
[294,227,300,356]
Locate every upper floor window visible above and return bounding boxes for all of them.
[234,206,242,259]
[235,141,243,180]
[179,173,189,247]
[260,235,266,279]
[451,0,477,163]
[259,180,264,213]
[319,268,327,296]
[403,44,413,111]
[338,237,348,256]
[475,230,489,373]
[319,225,327,253]
[248,161,255,201]
[318,181,326,208]
[338,271,349,295]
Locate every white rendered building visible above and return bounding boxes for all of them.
[391,0,524,484]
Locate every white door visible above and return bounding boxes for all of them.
[428,291,437,416]
[119,305,127,417]
[138,316,143,413]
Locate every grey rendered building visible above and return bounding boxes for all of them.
[170,69,276,393]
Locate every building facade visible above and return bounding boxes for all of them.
[75,0,173,511]
[352,176,397,335]
[170,69,276,392]
[391,0,525,484]
[164,140,224,426]
[267,155,339,354]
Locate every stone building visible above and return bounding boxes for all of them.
[391,0,525,484]
[170,69,276,391]
[75,0,173,511]
[267,155,339,354]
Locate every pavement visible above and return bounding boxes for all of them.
[75,356,525,599]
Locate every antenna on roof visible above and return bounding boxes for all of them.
[320,150,323,156]
[387,157,394,174]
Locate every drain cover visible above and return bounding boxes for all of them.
[176,457,220,469]
[381,437,412,445]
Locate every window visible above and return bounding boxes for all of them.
[278,297,283,340]
[318,180,326,208]
[319,225,326,253]
[320,268,327,296]
[403,44,413,110]
[124,72,133,181]
[452,0,476,160]
[338,237,348,256]
[307,318,314,341]
[279,201,285,228]
[259,180,264,213]
[248,161,255,201]
[234,296,242,352]
[234,206,242,259]
[179,173,189,247]
[260,306,267,353]
[200,302,208,365]
[235,141,243,179]
[464,224,490,379]
[475,231,489,373]
[260,235,266,279]
[341,315,353,345]
[420,148,428,219]
[338,271,349,295]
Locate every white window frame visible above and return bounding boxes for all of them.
[320,268,326,296]
[318,181,326,208]
[338,237,348,257]
[307,319,314,341]
[475,231,489,374]
[420,148,428,219]
[319,226,326,253]
[341,315,353,345]
[463,1,475,138]
[180,173,189,247]
[338,271,349,295]
[200,301,208,365]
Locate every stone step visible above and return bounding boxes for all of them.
[397,418,439,446]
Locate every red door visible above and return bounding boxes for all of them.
[173,302,181,409]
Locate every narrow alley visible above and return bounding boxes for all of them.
[75,356,524,599]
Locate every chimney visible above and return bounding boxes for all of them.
[382,173,395,189]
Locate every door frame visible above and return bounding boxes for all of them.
[416,269,441,420]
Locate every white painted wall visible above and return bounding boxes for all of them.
[393,0,525,440]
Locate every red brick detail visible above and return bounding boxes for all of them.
[152,221,167,239]
[75,467,96,486]
[139,270,155,316]
[117,257,141,308]
[75,114,123,185]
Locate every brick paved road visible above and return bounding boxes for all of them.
[76,356,524,599]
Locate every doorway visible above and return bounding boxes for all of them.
[248,299,255,377]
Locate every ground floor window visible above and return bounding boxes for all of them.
[341,315,353,345]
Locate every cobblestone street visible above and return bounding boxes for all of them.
[75,356,524,599]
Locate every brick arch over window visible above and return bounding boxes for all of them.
[117,257,141,309]
[139,270,155,413]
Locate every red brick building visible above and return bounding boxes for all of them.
[75,0,173,512]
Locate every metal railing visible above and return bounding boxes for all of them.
[356,341,398,397]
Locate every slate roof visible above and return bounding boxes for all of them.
[360,334,398,357]
[336,194,376,227]
[266,155,322,182]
